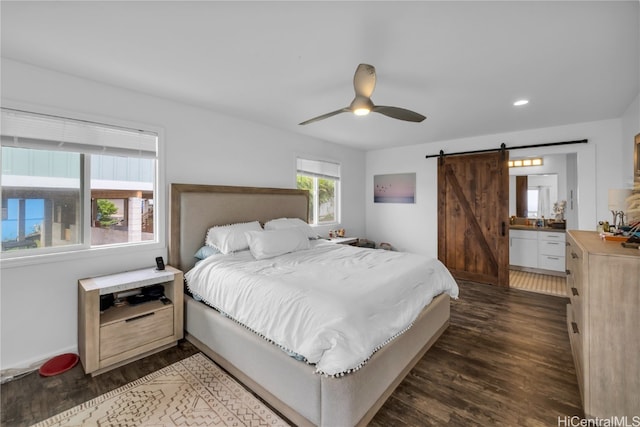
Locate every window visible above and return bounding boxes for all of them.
[296,158,340,225]
[1,108,158,256]
[527,189,539,218]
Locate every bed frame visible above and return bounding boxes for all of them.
[169,183,450,427]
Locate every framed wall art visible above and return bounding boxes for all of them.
[374,173,416,203]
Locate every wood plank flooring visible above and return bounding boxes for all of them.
[369,281,582,426]
[1,281,582,426]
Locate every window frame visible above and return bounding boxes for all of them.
[0,102,165,268]
[295,157,341,226]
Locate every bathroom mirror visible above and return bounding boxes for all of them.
[509,173,559,219]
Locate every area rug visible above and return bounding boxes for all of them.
[31,353,290,427]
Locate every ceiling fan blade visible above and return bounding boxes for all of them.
[353,64,376,98]
[299,107,350,125]
[372,105,426,122]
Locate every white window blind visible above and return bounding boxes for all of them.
[1,108,157,158]
[296,158,340,180]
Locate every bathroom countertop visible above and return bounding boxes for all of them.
[509,225,566,233]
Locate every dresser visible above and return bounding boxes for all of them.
[565,230,640,418]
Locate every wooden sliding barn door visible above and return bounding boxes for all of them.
[438,151,509,287]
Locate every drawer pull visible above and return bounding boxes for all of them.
[571,252,579,259]
[547,256,560,260]
[125,312,155,323]
[571,322,579,334]
[547,242,560,245]
[571,287,579,296]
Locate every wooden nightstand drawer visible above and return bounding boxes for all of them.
[100,304,174,360]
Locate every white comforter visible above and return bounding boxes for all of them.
[185,240,458,376]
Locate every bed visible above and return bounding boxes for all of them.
[169,183,457,427]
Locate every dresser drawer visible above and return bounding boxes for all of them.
[565,272,573,300]
[567,304,584,399]
[100,306,174,360]
[566,236,584,295]
[569,286,583,335]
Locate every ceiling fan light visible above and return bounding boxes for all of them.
[350,95,374,117]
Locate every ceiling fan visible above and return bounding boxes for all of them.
[299,63,426,125]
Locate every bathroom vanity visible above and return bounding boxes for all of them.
[509,225,566,275]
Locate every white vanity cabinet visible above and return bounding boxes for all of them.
[509,228,566,273]
[509,229,538,268]
[537,231,566,272]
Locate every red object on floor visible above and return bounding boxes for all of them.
[39,353,79,377]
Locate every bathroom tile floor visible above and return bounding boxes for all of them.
[509,269,566,297]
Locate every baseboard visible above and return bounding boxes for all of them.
[0,344,77,383]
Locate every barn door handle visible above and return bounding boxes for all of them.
[502,221,506,236]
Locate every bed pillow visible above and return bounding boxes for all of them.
[264,217,319,239]
[194,245,221,260]
[205,221,262,254]
[245,228,311,260]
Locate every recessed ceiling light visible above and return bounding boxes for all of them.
[513,99,529,106]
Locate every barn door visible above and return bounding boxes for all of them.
[437,151,509,287]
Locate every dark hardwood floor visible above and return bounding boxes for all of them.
[1,281,582,427]
[369,281,582,426]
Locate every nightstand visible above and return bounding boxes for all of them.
[78,266,184,376]
[329,237,359,245]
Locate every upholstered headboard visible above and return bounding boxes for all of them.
[169,184,310,271]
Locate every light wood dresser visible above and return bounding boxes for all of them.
[565,230,640,419]
[78,266,184,376]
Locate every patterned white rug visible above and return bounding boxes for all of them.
[31,353,290,427]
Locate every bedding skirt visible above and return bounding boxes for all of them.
[184,291,450,427]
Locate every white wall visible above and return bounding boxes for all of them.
[0,59,366,372]
[365,119,629,258]
[621,93,640,188]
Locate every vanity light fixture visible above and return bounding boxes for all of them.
[513,99,529,106]
[509,157,543,168]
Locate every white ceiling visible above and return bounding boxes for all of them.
[1,1,638,151]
